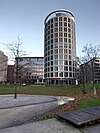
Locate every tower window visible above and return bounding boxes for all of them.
[55,33,58,37]
[51,18,53,23]
[59,44,63,47]
[51,44,53,49]
[59,17,62,21]
[54,60,58,65]
[69,61,72,65]
[64,17,67,21]
[68,34,71,38]
[64,28,67,32]
[48,30,50,35]
[55,49,58,54]
[51,67,53,71]
[59,38,63,42]
[55,28,58,32]
[51,73,53,77]
[55,72,58,77]
[55,44,58,48]
[59,22,62,26]
[59,33,63,37]
[69,55,71,60]
[64,49,67,54]
[64,44,67,48]
[69,72,72,77]
[64,66,68,71]
[55,17,58,21]
[59,27,62,31]
[64,55,67,59]
[48,26,50,30]
[68,18,70,22]
[51,61,53,65]
[69,44,71,48]
[51,34,53,38]
[68,29,71,33]
[55,23,58,27]
[64,38,67,42]
[51,24,53,28]
[64,72,68,77]
[59,49,63,53]
[59,55,63,60]
[51,50,53,54]
[55,38,58,42]
[69,50,71,54]
[51,39,53,43]
[54,67,58,71]
[51,55,53,60]
[68,23,70,28]
[59,72,63,77]
[69,67,72,71]
[51,29,53,33]
[64,22,67,26]
[64,33,67,37]
[55,55,58,59]
[64,60,68,65]
[69,39,71,43]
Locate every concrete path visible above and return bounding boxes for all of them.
[0,118,100,133]
[1,118,99,133]
[0,94,57,109]
[0,94,73,129]
[80,123,100,133]
[0,95,99,133]
[0,118,82,133]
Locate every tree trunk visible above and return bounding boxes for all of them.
[14,58,18,99]
[92,60,97,98]
[93,83,97,98]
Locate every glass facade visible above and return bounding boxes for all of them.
[18,57,44,84]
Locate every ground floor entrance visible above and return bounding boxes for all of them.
[45,78,76,85]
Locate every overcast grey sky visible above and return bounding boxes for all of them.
[0,0,100,64]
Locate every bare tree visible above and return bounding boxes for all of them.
[82,43,100,97]
[75,57,86,94]
[2,36,27,98]
[80,64,86,94]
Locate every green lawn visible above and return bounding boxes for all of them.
[0,84,88,96]
[78,98,100,109]
[0,84,100,109]
[0,83,100,96]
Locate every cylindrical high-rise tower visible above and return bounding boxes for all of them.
[44,9,76,85]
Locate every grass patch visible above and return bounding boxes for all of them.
[0,84,84,96]
[78,98,100,109]
[0,83,99,96]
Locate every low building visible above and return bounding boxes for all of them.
[80,58,100,84]
[7,65,14,84]
[16,57,44,84]
[0,50,8,83]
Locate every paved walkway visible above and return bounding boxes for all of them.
[0,94,73,129]
[0,94,57,109]
[0,95,99,133]
[0,118,82,133]
[0,118,100,133]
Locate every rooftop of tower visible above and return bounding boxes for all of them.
[44,9,75,24]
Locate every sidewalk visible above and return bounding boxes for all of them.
[0,118,100,133]
[0,94,73,129]
[0,118,82,133]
